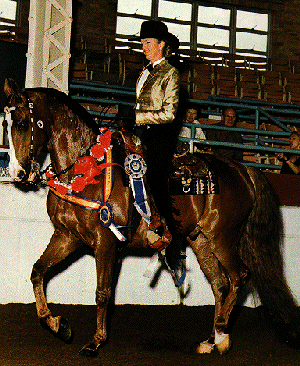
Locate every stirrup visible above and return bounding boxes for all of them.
[147,219,172,251]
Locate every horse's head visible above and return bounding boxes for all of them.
[4,78,48,184]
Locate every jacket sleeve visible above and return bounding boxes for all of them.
[135,67,180,125]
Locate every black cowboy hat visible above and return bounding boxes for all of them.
[140,20,169,40]
[131,20,179,50]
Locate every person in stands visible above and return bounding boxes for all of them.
[206,107,243,162]
[276,131,300,174]
[179,106,206,152]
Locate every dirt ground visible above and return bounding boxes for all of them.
[1,303,300,366]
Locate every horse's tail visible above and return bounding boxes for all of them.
[240,166,300,348]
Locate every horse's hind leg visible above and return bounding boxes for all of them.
[189,237,230,354]
[212,241,249,354]
[215,249,249,353]
[31,227,82,340]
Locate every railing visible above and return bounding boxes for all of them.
[181,97,300,170]
[69,80,300,171]
[180,127,290,170]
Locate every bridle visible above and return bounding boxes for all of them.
[27,100,44,178]
[4,97,45,184]
[20,98,77,184]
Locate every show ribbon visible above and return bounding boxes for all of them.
[124,154,151,225]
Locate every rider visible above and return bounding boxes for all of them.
[134,20,181,238]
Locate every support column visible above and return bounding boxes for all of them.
[26,0,72,94]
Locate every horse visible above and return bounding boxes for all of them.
[4,77,300,357]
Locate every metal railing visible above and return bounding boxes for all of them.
[69,80,300,171]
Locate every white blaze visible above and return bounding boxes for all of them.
[4,107,24,180]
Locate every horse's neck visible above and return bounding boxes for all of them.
[49,114,96,183]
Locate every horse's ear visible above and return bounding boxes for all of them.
[4,78,24,105]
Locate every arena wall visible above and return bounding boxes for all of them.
[1,183,300,308]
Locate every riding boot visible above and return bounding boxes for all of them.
[146,194,172,251]
[134,123,183,267]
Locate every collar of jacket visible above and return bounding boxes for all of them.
[137,59,167,88]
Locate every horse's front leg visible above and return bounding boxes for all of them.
[79,234,117,357]
[31,228,82,341]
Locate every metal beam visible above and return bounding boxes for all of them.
[26,0,72,93]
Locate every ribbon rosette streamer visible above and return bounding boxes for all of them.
[124,153,151,224]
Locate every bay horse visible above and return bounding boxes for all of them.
[4,77,300,357]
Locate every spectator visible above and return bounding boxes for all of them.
[206,107,243,162]
[276,131,300,174]
[179,106,206,148]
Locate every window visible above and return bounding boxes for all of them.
[236,10,269,55]
[197,5,231,51]
[116,0,270,58]
[158,1,192,22]
[0,0,19,26]
[116,0,152,39]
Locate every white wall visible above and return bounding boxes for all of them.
[1,183,300,307]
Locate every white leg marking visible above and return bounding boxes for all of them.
[196,340,215,354]
[215,331,231,354]
[214,330,227,345]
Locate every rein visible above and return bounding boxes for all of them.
[46,127,126,242]
[27,97,78,183]
[43,162,75,182]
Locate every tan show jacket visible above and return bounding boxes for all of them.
[135,59,180,126]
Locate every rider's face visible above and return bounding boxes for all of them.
[141,38,165,64]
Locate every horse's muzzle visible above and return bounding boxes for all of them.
[12,160,41,185]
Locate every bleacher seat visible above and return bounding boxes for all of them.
[70,62,88,80]
[259,70,286,103]
[118,50,144,86]
[199,50,223,66]
[189,63,215,99]
[214,66,237,98]
[69,44,300,106]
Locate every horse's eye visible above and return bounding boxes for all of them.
[11,108,29,131]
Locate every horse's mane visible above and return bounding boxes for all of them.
[25,87,101,135]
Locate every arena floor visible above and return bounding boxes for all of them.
[1,303,300,366]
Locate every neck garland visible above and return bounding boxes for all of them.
[46,128,112,194]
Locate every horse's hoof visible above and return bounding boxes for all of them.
[215,334,231,354]
[79,343,99,358]
[196,340,214,354]
[57,316,72,342]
